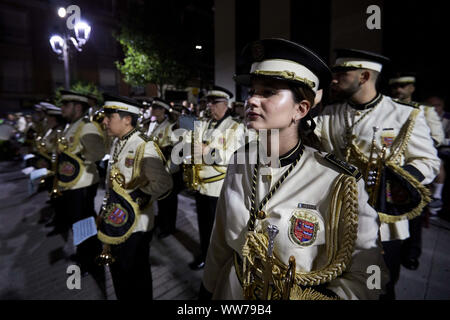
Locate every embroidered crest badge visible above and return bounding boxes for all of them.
[289,209,319,247]
[381,129,395,147]
[59,161,75,176]
[104,203,128,227]
[125,156,134,168]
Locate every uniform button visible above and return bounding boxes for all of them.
[356,111,361,116]
[257,210,266,220]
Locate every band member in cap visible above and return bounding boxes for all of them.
[314,49,440,299]
[389,71,445,271]
[201,39,386,300]
[31,103,65,180]
[147,97,182,238]
[35,102,66,167]
[182,85,246,270]
[51,90,106,277]
[98,93,172,299]
[389,72,444,146]
[188,86,245,270]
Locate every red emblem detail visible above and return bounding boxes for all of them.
[125,157,134,168]
[293,219,315,243]
[107,206,127,226]
[59,162,75,176]
[383,136,394,147]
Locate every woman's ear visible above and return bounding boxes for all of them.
[296,99,311,121]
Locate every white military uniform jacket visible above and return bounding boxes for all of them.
[314,94,440,241]
[203,141,386,300]
[106,129,173,233]
[58,115,106,191]
[188,114,246,197]
[147,118,175,149]
[417,103,444,147]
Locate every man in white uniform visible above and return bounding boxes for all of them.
[184,86,246,270]
[98,93,172,299]
[314,49,440,299]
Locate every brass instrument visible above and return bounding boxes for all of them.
[369,146,386,207]
[95,195,116,266]
[95,244,115,266]
[365,126,387,207]
[49,129,65,198]
[282,256,296,300]
[182,128,201,191]
[92,109,105,124]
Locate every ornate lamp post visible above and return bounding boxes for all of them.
[49,8,91,89]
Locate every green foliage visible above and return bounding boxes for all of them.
[53,81,103,107]
[114,27,190,96]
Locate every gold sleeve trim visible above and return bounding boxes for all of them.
[377,162,431,223]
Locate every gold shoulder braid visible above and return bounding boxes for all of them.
[345,108,430,223]
[240,141,357,299]
[240,173,358,300]
[97,136,153,247]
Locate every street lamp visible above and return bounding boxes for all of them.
[57,7,66,18]
[49,14,91,89]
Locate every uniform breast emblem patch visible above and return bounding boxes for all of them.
[381,128,395,147]
[125,156,134,168]
[59,161,75,176]
[289,209,319,247]
[104,203,128,227]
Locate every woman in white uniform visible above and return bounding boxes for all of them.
[201,38,386,300]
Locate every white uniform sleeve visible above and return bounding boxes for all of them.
[80,122,106,163]
[424,106,445,147]
[326,178,388,300]
[404,108,440,185]
[141,142,173,199]
[202,162,236,293]
[313,112,335,154]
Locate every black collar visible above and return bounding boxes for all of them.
[209,109,231,129]
[120,128,137,141]
[279,140,304,167]
[348,93,383,110]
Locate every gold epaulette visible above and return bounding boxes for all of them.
[392,98,420,109]
[324,153,362,182]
